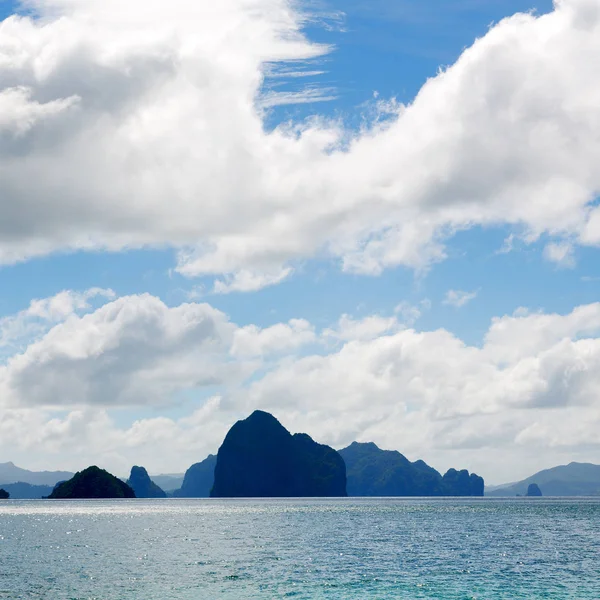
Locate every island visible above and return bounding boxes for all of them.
[526,483,543,497]
[0,488,9,499]
[210,410,347,497]
[339,442,484,496]
[173,455,217,498]
[126,466,167,498]
[48,466,136,499]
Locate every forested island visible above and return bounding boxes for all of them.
[49,466,135,499]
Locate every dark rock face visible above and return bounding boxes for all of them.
[526,483,543,497]
[49,466,136,499]
[127,466,166,498]
[173,455,217,498]
[0,488,9,499]
[442,468,485,496]
[211,411,347,498]
[339,442,484,497]
[340,442,443,496]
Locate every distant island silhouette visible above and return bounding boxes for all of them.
[49,466,136,499]
[340,442,484,497]
[486,462,600,497]
[210,411,347,498]
[127,466,166,498]
[173,455,217,498]
[0,488,9,499]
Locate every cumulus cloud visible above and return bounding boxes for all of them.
[231,318,316,357]
[1,1,600,288]
[443,289,478,308]
[0,287,114,348]
[0,294,242,408]
[2,294,600,480]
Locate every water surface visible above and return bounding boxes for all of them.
[0,498,598,598]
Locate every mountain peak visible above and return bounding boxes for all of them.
[211,410,346,498]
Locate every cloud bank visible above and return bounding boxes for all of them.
[1,0,600,288]
[1,291,600,481]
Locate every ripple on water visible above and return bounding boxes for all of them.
[0,498,599,599]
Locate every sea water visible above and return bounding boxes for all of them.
[0,498,598,599]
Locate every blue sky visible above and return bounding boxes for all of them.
[1,0,600,483]
[0,0,575,339]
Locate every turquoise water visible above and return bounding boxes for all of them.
[0,498,598,599]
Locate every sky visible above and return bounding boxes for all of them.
[1,0,600,485]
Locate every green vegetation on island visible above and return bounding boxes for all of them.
[49,466,136,499]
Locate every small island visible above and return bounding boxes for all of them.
[49,466,136,499]
[0,488,9,499]
[127,466,166,498]
[526,483,543,497]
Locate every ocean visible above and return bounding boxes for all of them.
[0,498,598,599]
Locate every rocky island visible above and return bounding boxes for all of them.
[126,466,166,498]
[210,410,347,497]
[173,455,217,498]
[340,442,484,496]
[0,488,9,499]
[49,466,136,499]
[526,483,543,497]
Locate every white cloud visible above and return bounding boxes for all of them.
[543,241,576,267]
[2,295,600,481]
[323,314,400,342]
[443,289,478,308]
[394,299,430,325]
[0,288,114,348]
[231,318,315,357]
[0,294,242,408]
[211,268,293,294]
[1,1,600,288]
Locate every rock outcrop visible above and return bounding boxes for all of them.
[442,468,485,497]
[173,455,217,498]
[0,488,9,499]
[211,410,347,498]
[340,442,484,497]
[486,462,600,497]
[126,466,166,498]
[526,483,543,497]
[49,466,136,499]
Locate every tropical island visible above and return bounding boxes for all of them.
[211,410,347,497]
[49,466,136,499]
[127,466,166,498]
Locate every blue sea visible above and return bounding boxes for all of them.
[0,498,598,599]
